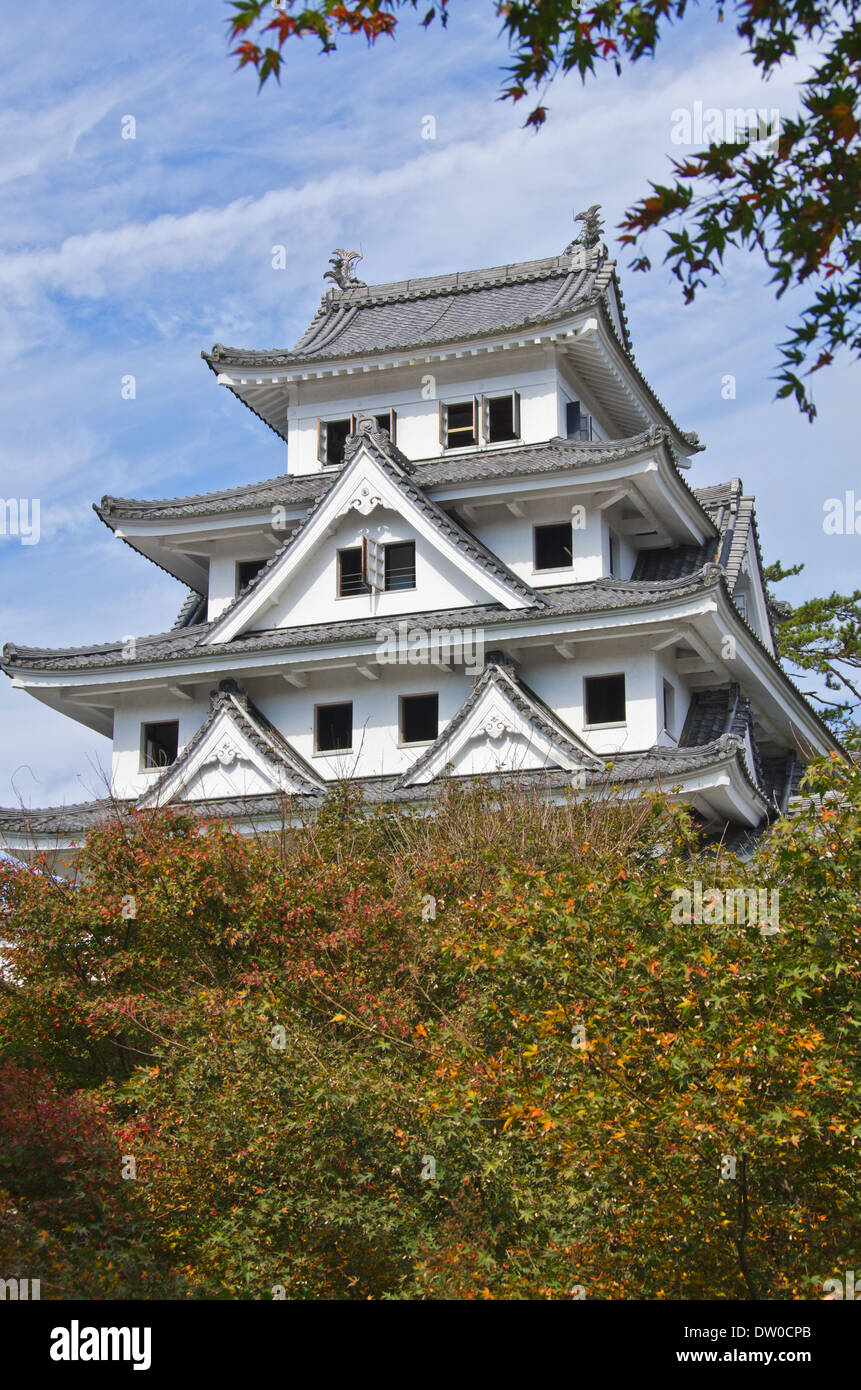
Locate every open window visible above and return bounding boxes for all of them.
[440,398,479,449]
[318,410,396,465]
[317,417,352,467]
[236,558,267,593]
[584,674,626,727]
[337,547,370,597]
[384,540,416,591]
[534,522,573,571]
[400,693,439,745]
[142,721,179,770]
[565,399,593,441]
[315,702,352,752]
[482,391,520,444]
[373,408,396,443]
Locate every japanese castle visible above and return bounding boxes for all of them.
[0,209,839,866]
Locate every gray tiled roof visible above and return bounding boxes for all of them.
[204,248,617,370]
[97,432,677,524]
[98,472,327,522]
[1,569,718,673]
[633,538,718,583]
[0,737,767,836]
[172,590,207,630]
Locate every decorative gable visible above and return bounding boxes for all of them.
[396,658,603,787]
[204,423,540,646]
[137,681,323,808]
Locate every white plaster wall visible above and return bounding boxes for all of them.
[208,543,275,622]
[471,498,606,587]
[512,647,664,756]
[109,642,674,798]
[262,506,493,630]
[112,692,210,800]
[285,353,593,473]
[654,651,693,748]
[203,490,636,622]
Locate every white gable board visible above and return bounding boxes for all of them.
[205,441,533,646]
[400,665,601,786]
[138,702,322,808]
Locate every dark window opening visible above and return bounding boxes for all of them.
[338,547,370,597]
[319,417,352,467]
[608,530,620,578]
[442,399,477,449]
[316,702,352,752]
[585,674,626,727]
[566,399,592,441]
[143,721,179,769]
[663,680,675,735]
[534,522,573,571]
[237,558,267,593]
[485,392,520,444]
[384,540,416,591]
[401,693,438,744]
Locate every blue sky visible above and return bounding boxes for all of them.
[0,0,855,808]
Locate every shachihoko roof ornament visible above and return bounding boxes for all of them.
[324,248,366,290]
[566,204,604,252]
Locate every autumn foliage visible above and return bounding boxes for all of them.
[1,761,860,1298]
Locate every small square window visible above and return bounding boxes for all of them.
[584,674,626,727]
[534,522,573,571]
[315,702,352,753]
[338,547,369,597]
[485,392,520,444]
[318,417,352,466]
[566,400,592,441]
[401,693,438,744]
[384,540,416,591]
[143,721,179,769]
[441,399,477,449]
[237,558,267,593]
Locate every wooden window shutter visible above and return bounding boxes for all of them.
[472,396,480,441]
[439,400,447,448]
[317,418,326,464]
[361,536,383,590]
[512,390,521,438]
[388,408,397,445]
[480,394,488,444]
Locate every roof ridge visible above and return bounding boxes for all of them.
[1,568,719,671]
[99,473,294,514]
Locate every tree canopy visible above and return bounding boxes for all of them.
[2,767,859,1297]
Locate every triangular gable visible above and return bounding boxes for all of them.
[205,423,540,646]
[396,659,603,787]
[138,681,324,808]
